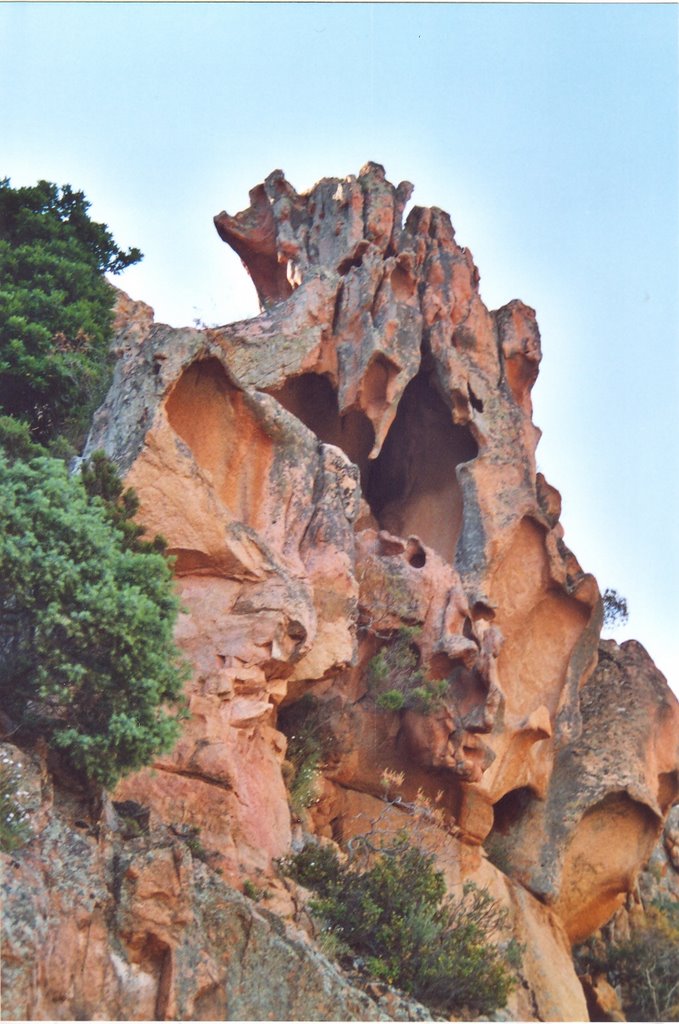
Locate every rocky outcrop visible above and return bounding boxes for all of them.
[574,802,679,1022]
[486,639,678,943]
[0,743,434,1022]
[3,163,678,1020]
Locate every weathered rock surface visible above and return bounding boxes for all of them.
[574,802,679,1022]
[3,162,678,1021]
[485,639,679,943]
[0,743,432,1022]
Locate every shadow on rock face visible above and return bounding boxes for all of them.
[399,704,495,783]
[366,369,478,565]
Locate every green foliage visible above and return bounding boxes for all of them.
[118,815,143,839]
[0,413,78,466]
[602,588,629,629]
[281,835,521,1016]
[0,756,31,853]
[0,414,47,462]
[81,450,168,554]
[576,902,679,1021]
[243,879,265,902]
[288,752,321,816]
[316,926,352,961]
[376,689,406,712]
[367,628,450,715]
[278,695,331,817]
[0,452,188,790]
[407,679,450,714]
[279,841,343,892]
[0,178,141,446]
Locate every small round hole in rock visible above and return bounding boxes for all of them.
[406,538,426,568]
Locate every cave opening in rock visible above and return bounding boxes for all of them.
[268,366,477,564]
[406,537,427,568]
[165,356,277,531]
[492,786,537,835]
[266,373,375,483]
[365,369,478,563]
[658,770,679,814]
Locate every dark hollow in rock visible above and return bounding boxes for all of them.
[267,372,375,478]
[491,786,537,837]
[366,369,478,563]
[269,366,478,565]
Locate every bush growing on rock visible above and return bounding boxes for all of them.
[367,627,450,714]
[0,452,188,790]
[278,694,339,817]
[281,834,521,1016]
[576,901,679,1022]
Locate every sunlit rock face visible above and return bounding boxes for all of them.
[485,638,679,943]
[5,163,675,1021]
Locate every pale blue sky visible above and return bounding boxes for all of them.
[1,2,677,692]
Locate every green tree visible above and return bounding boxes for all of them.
[0,178,141,447]
[0,452,188,790]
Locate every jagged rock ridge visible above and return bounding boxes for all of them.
[2,163,677,1021]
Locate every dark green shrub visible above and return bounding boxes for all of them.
[0,452,188,790]
[0,414,47,462]
[376,688,406,712]
[279,841,343,892]
[576,902,679,1021]
[0,178,141,447]
[367,628,451,714]
[281,835,521,1016]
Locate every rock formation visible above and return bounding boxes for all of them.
[2,162,677,1021]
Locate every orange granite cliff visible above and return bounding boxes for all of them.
[2,163,677,1022]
